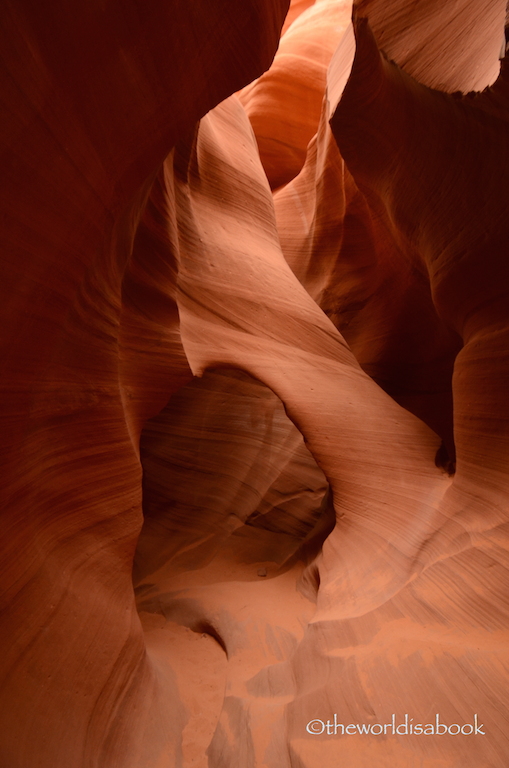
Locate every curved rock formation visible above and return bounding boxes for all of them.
[0,2,289,767]
[349,0,506,92]
[240,0,352,189]
[135,368,330,584]
[273,91,461,465]
[2,0,509,767]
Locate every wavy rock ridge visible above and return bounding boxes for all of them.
[1,0,509,767]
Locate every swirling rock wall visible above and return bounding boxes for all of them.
[239,0,352,189]
[0,2,289,767]
[2,0,509,767]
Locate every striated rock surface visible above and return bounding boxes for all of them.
[0,2,289,767]
[240,0,352,189]
[347,0,506,92]
[273,92,461,465]
[136,368,331,583]
[2,0,509,767]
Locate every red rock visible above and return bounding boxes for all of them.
[274,94,461,464]
[0,1,289,766]
[350,0,506,92]
[281,0,317,35]
[2,0,509,766]
[240,0,352,189]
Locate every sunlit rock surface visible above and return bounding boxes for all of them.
[1,0,509,767]
[240,0,352,189]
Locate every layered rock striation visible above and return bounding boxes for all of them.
[1,0,509,767]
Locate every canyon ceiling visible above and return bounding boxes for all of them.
[1,0,509,766]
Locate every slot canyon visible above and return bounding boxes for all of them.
[2,0,509,766]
